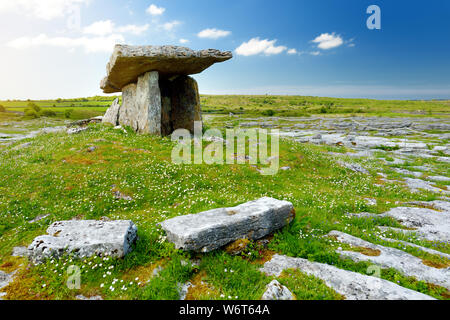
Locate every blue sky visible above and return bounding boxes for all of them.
[0,0,449,100]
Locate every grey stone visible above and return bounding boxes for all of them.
[380,237,450,260]
[28,213,50,224]
[167,75,201,134]
[28,220,138,263]
[12,246,28,257]
[119,71,161,134]
[328,231,450,289]
[101,45,232,93]
[261,280,295,300]
[102,98,121,126]
[403,178,449,194]
[76,294,103,300]
[67,127,88,135]
[160,197,295,252]
[381,205,450,242]
[261,255,435,300]
[178,282,193,300]
[0,270,15,294]
[337,160,369,175]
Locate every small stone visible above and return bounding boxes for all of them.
[261,280,295,300]
[76,295,103,300]
[67,127,88,135]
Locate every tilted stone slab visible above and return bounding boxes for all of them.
[160,197,295,252]
[28,220,137,263]
[328,231,450,290]
[102,98,121,126]
[261,254,435,300]
[101,45,232,93]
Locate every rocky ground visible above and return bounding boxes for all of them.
[212,114,450,299]
[0,113,449,300]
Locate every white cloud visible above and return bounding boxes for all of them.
[310,51,321,56]
[179,38,189,44]
[0,0,89,20]
[312,33,343,50]
[162,20,181,31]
[7,33,124,53]
[116,24,149,35]
[287,48,298,55]
[146,4,165,16]
[83,20,149,36]
[197,28,231,39]
[235,37,287,56]
[83,20,114,36]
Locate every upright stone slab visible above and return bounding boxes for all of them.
[170,75,201,133]
[102,98,121,126]
[119,71,161,134]
[160,197,295,252]
[159,75,201,134]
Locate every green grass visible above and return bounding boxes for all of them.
[1,94,449,120]
[0,120,448,300]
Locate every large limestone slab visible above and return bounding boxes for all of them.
[261,255,435,300]
[328,231,450,289]
[28,220,138,263]
[160,197,295,252]
[119,71,161,134]
[101,45,232,93]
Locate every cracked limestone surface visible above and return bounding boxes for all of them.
[328,231,449,290]
[260,255,435,300]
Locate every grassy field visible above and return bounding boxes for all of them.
[0,121,449,300]
[1,95,449,122]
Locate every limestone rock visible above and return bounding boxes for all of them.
[76,295,103,300]
[261,280,295,300]
[337,160,369,175]
[27,220,138,263]
[261,255,435,300]
[67,127,88,135]
[163,75,201,134]
[102,98,121,126]
[12,246,28,257]
[382,205,450,242]
[160,197,295,252]
[101,45,232,93]
[119,71,161,134]
[328,231,450,289]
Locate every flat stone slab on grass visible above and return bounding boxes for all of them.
[28,220,137,263]
[101,45,232,93]
[328,231,450,290]
[160,197,295,252]
[261,255,435,300]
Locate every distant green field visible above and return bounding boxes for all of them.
[200,95,450,117]
[0,95,449,120]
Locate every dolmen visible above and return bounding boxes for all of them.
[101,45,232,135]
[27,220,138,263]
[160,197,295,252]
